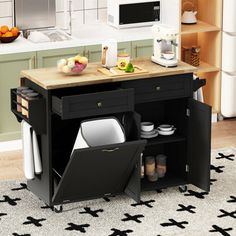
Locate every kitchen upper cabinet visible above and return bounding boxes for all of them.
[118,42,132,55]
[131,40,153,58]
[0,52,36,141]
[37,47,84,68]
[84,45,102,63]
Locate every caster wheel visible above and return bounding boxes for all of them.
[53,205,63,213]
[179,185,187,193]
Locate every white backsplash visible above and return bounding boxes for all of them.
[0,0,107,28]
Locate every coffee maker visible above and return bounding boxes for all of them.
[151,24,179,67]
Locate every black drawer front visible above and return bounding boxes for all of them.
[52,88,134,120]
[122,74,193,103]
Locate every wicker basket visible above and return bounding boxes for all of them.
[182,45,200,67]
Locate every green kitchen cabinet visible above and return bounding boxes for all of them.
[84,45,102,63]
[0,52,36,141]
[36,47,84,68]
[118,42,132,55]
[131,40,153,58]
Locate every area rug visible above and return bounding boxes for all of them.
[0,147,236,236]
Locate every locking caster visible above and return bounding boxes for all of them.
[53,205,63,213]
[179,185,187,193]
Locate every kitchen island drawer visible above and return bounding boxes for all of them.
[121,74,193,103]
[52,88,134,120]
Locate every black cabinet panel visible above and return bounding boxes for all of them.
[187,99,211,192]
[52,88,134,120]
[53,140,146,204]
[121,74,193,103]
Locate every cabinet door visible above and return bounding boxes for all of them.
[131,40,153,58]
[52,140,146,204]
[187,99,211,192]
[0,52,36,141]
[84,45,102,63]
[37,47,84,68]
[118,42,132,55]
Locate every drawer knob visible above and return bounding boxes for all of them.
[97,102,102,108]
[156,86,161,91]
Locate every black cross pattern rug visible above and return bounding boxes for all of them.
[0,147,236,236]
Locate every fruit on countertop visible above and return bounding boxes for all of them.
[125,63,135,73]
[57,54,88,75]
[117,59,128,70]
[0,25,19,37]
[0,25,20,43]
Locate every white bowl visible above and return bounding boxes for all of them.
[162,52,175,60]
[141,122,154,132]
[157,128,176,136]
[158,124,174,132]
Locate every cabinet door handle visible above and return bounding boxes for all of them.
[97,102,102,108]
[102,148,119,152]
[156,86,161,91]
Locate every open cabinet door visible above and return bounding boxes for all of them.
[52,140,146,205]
[187,99,211,192]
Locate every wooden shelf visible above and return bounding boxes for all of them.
[196,61,220,73]
[181,20,220,35]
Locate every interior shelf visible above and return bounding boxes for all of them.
[195,61,220,73]
[141,173,187,191]
[181,20,220,35]
[143,134,186,147]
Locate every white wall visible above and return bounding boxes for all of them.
[0,0,180,29]
[0,0,107,28]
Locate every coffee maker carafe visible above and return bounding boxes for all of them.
[151,24,179,67]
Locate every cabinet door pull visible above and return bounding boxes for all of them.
[102,148,119,152]
[97,102,102,108]
[156,86,161,91]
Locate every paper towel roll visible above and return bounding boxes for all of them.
[222,32,236,73]
[21,121,35,180]
[221,72,236,118]
[102,39,117,68]
[223,0,236,33]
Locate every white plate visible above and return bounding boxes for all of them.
[141,129,158,139]
[141,129,157,135]
[157,128,176,136]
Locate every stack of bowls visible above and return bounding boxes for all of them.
[157,124,176,136]
[141,122,158,139]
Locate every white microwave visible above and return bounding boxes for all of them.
[107,0,161,29]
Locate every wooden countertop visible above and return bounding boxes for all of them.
[21,58,196,90]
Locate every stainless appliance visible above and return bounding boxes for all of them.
[151,24,178,67]
[107,0,161,29]
[14,0,56,30]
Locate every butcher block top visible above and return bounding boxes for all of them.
[21,58,196,90]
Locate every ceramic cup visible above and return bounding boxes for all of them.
[162,51,175,60]
[141,122,154,132]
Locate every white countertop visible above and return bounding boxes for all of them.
[0,23,152,55]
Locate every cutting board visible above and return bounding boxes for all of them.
[97,65,148,77]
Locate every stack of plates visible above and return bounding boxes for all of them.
[141,129,158,139]
[140,122,158,139]
[157,124,176,136]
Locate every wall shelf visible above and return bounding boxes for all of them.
[180,0,223,113]
[196,61,220,73]
[181,20,220,35]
